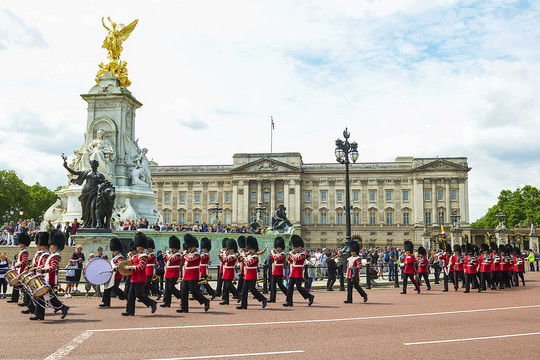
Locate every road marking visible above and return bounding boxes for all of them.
[147,350,304,360]
[44,331,93,360]
[86,304,540,333]
[404,331,540,345]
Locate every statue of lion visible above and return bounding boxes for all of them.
[95,181,116,229]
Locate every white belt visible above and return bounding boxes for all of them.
[166,266,181,269]
[292,264,304,267]
[245,266,257,270]
[223,265,235,269]
[274,264,284,266]
[184,266,199,270]
[147,264,155,267]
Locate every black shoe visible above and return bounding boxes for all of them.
[282,303,293,307]
[29,316,44,321]
[157,292,162,301]
[236,298,241,303]
[21,309,32,314]
[343,300,352,303]
[236,305,246,310]
[176,309,188,313]
[232,296,238,299]
[364,294,368,303]
[151,302,157,313]
[400,292,406,294]
[54,308,60,313]
[121,312,134,316]
[427,287,431,291]
[18,303,26,307]
[205,301,210,312]
[416,288,420,294]
[442,290,448,292]
[99,303,110,308]
[219,301,229,305]
[61,306,69,319]
[189,297,195,300]
[328,288,334,291]
[262,298,267,309]
[308,296,314,306]
[6,300,17,303]
[211,294,217,301]
[464,290,469,293]
[160,303,170,308]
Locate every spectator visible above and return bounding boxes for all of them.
[64,222,72,246]
[326,251,337,291]
[304,255,315,292]
[0,253,10,298]
[7,221,16,245]
[71,245,86,293]
[64,260,77,298]
[377,253,385,280]
[528,250,535,272]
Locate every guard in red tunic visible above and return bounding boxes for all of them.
[478,243,492,291]
[199,237,216,297]
[491,242,501,289]
[512,247,525,286]
[269,236,288,303]
[283,235,314,307]
[213,238,228,298]
[503,244,513,288]
[344,240,367,303]
[220,238,240,305]
[21,232,48,315]
[122,232,157,316]
[464,243,480,293]
[452,244,465,290]
[416,246,430,290]
[100,237,128,307]
[401,241,420,294]
[237,236,267,309]
[236,235,247,299]
[177,234,210,313]
[161,236,182,307]
[144,238,162,300]
[440,243,453,292]
[498,245,510,289]
[7,232,30,303]
[32,230,69,320]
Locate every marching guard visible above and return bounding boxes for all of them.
[491,242,501,289]
[177,234,210,313]
[464,243,480,293]
[269,236,288,303]
[220,238,240,305]
[21,232,47,314]
[499,245,510,289]
[145,238,162,300]
[236,235,247,299]
[100,237,127,307]
[199,237,216,297]
[344,240,367,303]
[283,235,314,307]
[512,247,525,286]
[401,241,420,294]
[452,245,465,290]
[7,232,30,304]
[161,236,182,307]
[213,238,228,298]
[237,236,267,310]
[479,243,492,291]
[416,246,430,290]
[441,243,453,292]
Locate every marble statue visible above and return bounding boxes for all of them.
[124,133,152,187]
[83,129,116,180]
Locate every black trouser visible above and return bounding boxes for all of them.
[455,270,465,288]
[346,278,366,302]
[237,274,244,296]
[0,278,7,294]
[443,270,454,291]
[126,281,155,315]
[145,275,161,296]
[180,280,208,312]
[434,266,441,284]
[162,278,181,306]
[326,277,336,290]
[201,276,216,296]
[514,271,525,286]
[35,290,65,319]
[417,272,430,289]
[285,277,311,304]
[479,272,491,291]
[465,273,480,292]
[124,275,131,295]
[221,278,239,303]
[240,279,266,308]
[215,271,223,296]
[501,270,510,288]
[11,286,20,302]
[402,273,419,293]
[270,274,288,301]
[492,270,501,288]
[102,278,127,306]
[530,262,535,272]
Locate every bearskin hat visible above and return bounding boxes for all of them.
[37,232,49,246]
[226,238,238,252]
[49,229,65,251]
[404,240,413,253]
[147,238,155,249]
[498,244,506,253]
[18,232,31,247]
[128,240,136,252]
[445,243,452,253]
[169,235,180,250]
[134,232,148,249]
[222,238,228,248]
[473,245,479,255]
[481,243,489,253]
[461,244,467,253]
[490,242,498,252]
[505,244,512,254]
[418,246,426,256]
[237,235,247,249]
[110,237,123,252]
[466,243,473,254]
[453,244,461,253]
[182,242,188,251]
[291,235,304,248]
[274,236,285,250]
[184,233,198,249]
[512,246,520,256]
[350,241,360,254]
[201,237,211,251]
[246,236,258,250]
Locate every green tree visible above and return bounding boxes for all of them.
[472,185,540,228]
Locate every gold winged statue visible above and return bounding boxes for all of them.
[96,17,138,88]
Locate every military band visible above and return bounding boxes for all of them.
[283,235,314,307]
[100,237,127,307]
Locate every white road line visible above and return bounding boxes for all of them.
[147,350,304,360]
[404,332,540,345]
[87,304,540,333]
[44,331,93,360]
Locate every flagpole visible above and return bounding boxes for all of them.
[270,115,273,153]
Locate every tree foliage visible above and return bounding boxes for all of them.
[472,185,540,228]
[0,170,57,223]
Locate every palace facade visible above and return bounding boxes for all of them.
[150,153,471,248]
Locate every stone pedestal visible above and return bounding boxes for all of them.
[496,223,508,246]
[530,232,538,252]
[422,231,431,249]
[451,229,463,248]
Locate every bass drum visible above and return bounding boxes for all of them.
[83,258,113,285]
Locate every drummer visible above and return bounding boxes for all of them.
[84,254,101,297]
[21,232,48,315]
[100,237,128,307]
[7,232,30,303]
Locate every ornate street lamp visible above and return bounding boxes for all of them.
[496,209,506,225]
[450,210,461,228]
[255,202,267,223]
[334,128,358,290]
[210,202,223,225]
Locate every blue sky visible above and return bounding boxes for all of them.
[0,0,539,223]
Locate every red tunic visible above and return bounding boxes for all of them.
[164,252,182,279]
[402,254,416,274]
[512,255,524,272]
[15,248,29,274]
[218,251,225,273]
[182,252,201,281]
[452,254,465,271]
[31,250,43,268]
[199,252,210,277]
[271,252,286,276]
[500,255,510,271]
[441,253,453,272]
[41,251,61,285]
[479,254,492,273]
[222,253,237,280]
[346,255,362,278]
[492,253,501,271]
[130,252,148,283]
[464,255,477,274]
[289,252,307,278]
[111,254,125,280]
[243,254,259,280]
[416,256,428,274]
[145,251,156,277]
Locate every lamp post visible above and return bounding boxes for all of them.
[210,202,223,225]
[334,128,358,290]
[255,202,266,224]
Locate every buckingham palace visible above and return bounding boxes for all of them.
[150,153,471,248]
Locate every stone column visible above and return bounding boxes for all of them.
[445,180,450,218]
[257,180,262,204]
[270,180,276,219]
[529,228,539,252]
[171,181,179,223]
[422,226,431,249]
[243,181,249,224]
[232,180,239,224]
[413,177,423,225]
[294,179,301,225]
[431,179,437,227]
[360,179,368,224]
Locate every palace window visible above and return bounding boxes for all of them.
[369,212,376,225]
[321,191,327,202]
[264,213,270,225]
[438,212,445,224]
[403,212,410,225]
[320,213,327,225]
[179,193,185,203]
[438,190,444,201]
[386,212,393,225]
[250,213,256,223]
[194,213,200,223]
[224,213,231,224]
[369,191,376,202]
[164,192,171,203]
[386,191,392,202]
[402,190,409,202]
[353,191,359,202]
[250,192,257,202]
[337,191,343,202]
[210,192,216,203]
[425,212,432,225]
[305,191,311,202]
[264,191,270,202]
[353,212,360,225]
[163,213,170,223]
[225,192,231,203]
[451,190,457,201]
[337,212,343,225]
[179,213,185,225]
[304,213,311,225]
[425,190,431,201]
[194,192,201,203]
[277,191,283,202]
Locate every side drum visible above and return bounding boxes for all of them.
[5,269,19,286]
[28,275,50,298]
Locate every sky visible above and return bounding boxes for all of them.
[0,0,539,223]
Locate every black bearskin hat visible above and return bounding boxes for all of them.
[418,246,426,256]
[274,236,285,250]
[466,243,473,254]
[481,243,489,253]
[350,241,360,254]
[512,246,520,256]
[404,240,413,253]
[237,235,247,249]
[222,238,228,248]
[147,238,155,249]
[110,237,123,252]
[184,233,198,249]
[473,245,479,255]
[498,244,506,253]
[505,244,512,254]
[246,236,258,250]
[453,244,461,253]
[291,235,304,248]
[49,229,65,251]
[461,244,467,253]
[445,243,452,253]
[169,235,180,250]
[129,240,136,252]
[134,232,148,249]
[182,242,188,251]
[18,232,31,247]
[226,238,238,252]
[201,237,211,251]
[490,242,498,252]
[37,232,49,246]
